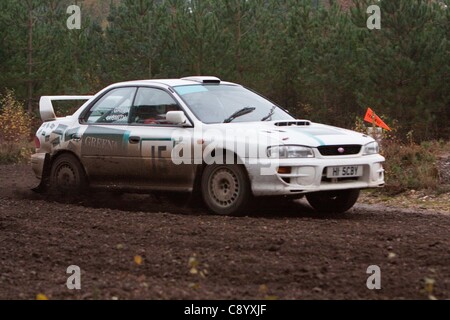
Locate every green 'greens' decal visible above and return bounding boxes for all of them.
[82,126,130,156]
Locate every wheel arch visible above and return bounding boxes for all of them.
[193,148,253,194]
[48,150,89,183]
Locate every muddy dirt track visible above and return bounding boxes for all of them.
[0,164,448,300]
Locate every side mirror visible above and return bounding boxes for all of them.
[166,111,187,125]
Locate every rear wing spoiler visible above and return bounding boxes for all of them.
[39,95,94,122]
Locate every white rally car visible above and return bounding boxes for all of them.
[31,76,385,215]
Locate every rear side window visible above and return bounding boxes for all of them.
[84,87,136,124]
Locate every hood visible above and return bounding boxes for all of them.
[209,120,374,147]
[266,121,373,147]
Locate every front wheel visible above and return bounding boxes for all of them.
[50,153,87,194]
[201,164,251,216]
[306,189,360,214]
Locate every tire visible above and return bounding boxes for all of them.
[201,164,251,216]
[306,189,360,214]
[50,153,87,194]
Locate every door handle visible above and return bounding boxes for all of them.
[129,136,141,144]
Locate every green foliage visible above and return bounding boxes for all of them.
[0,0,448,141]
[381,139,442,193]
[105,0,169,81]
[0,89,33,164]
[351,0,450,140]
[0,89,32,144]
[0,0,105,110]
[0,143,33,165]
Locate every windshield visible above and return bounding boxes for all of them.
[173,84,294,124]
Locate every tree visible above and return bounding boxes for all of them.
[105,0,170,81]
[299,2,364,127]
[0,0,448,140]
[166,0,222,76]
[351,0,450,139]
[0,0,105,113]
[213,0,267,83]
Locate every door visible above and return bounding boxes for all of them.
[127,87,196,191]
[80,86,137,185]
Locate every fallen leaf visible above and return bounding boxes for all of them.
[259,284,268,294]
[188,255,199,268]
[190,267,198,275]
[424,277,435,294]
[200,269,208,278]
[36,293,48,300]
[188,282,200,290]
[388,252,397,259]
[134,255,143,265]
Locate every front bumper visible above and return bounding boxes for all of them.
[245,154,385,196]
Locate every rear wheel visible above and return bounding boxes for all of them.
[306,189,360,214]
[50,153,87,194]
[201,164,251,216]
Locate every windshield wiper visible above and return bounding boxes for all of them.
[261,105,276,121]
[223,107,256,123]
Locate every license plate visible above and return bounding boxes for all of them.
[326,166,363,178]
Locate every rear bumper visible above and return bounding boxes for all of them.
[31,153,47,179]
[245,154,385,196]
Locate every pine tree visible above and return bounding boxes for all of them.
[351,0,450,139]
[0,0,105,112]
[166,0,221,76]
[105,0,170,81]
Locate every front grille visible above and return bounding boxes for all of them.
[318,145,362,156]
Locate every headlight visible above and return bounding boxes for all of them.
[267,145,315,159]
[363,141,380,155]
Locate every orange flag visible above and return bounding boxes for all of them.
[364,108,391,131]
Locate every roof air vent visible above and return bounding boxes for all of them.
[181,76,221,84]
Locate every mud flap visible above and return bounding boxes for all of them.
[32,154,52,193]
[187,165,204,207]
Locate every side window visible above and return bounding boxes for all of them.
[84,87,136,124]
[130,87,181,125]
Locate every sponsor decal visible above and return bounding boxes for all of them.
[53,124,69,137]
[82,126,129,156]
[84,136,119,152]
[65,127,80,142]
